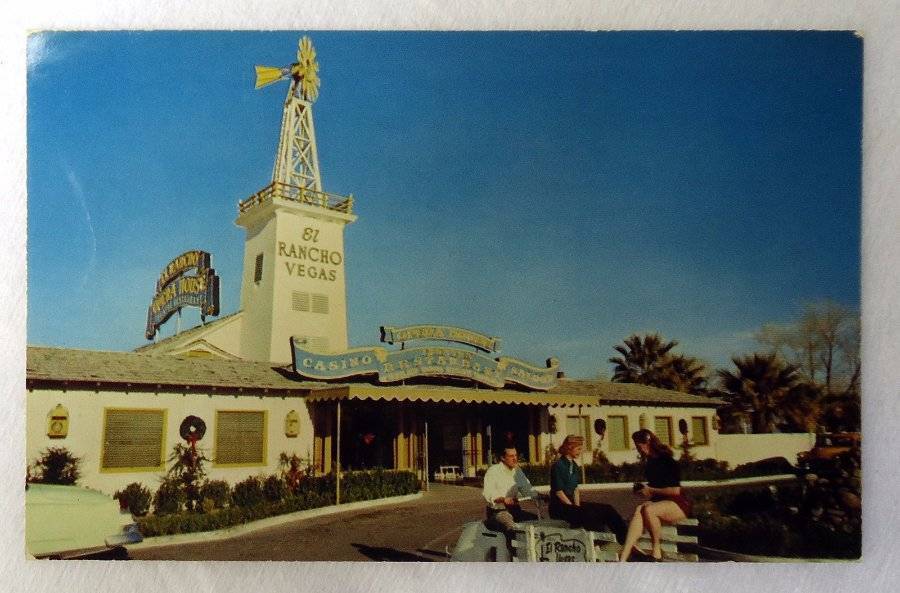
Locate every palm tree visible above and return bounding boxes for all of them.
[609,333,677,385]
[658,354,708,395]
[717,353,801,433]
[609,334,708,394]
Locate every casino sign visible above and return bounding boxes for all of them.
[290,325,559,391]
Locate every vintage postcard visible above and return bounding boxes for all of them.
[23,29,863,567]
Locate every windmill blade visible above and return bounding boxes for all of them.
[255,65,290,89]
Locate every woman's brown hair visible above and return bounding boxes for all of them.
[631,429,673,458]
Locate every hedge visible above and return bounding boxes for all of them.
[138,469,419,537]
[519,456,786,486]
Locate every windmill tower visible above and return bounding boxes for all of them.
[236,36,357,363]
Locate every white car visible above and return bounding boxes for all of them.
[26,483,143,559]
[434,465,464,482]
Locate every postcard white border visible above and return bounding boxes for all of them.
[2,1,897,592]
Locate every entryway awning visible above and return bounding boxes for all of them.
[305,384,598,407]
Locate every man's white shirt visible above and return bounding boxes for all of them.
[482,462,522,509]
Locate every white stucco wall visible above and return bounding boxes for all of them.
[714,433,816,467]
[27,387,315,497]
[544,405,719,466]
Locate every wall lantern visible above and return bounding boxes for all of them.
[285,410,300,438]
[593,418,607,438]
[47,404,69,439]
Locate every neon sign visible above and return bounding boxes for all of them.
[145,250,220,339]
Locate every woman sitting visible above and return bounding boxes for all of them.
[549,435,626,543]
[619,429,692,562]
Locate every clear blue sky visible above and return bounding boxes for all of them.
[26,31,861,378]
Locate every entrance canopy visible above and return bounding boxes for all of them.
[305,383,598,407]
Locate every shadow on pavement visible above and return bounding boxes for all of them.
[351,543,433,562]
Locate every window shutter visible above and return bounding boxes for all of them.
[102,409,165,470]
[216,411,266,465]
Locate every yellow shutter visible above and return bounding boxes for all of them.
[607,416,628,451]
[654,416,673,446]
[215,411,266,465]
[691,416,708,445]
[101,409,166,471]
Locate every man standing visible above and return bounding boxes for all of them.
[482,446,538,535]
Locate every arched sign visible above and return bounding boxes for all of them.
[146,250,220,339]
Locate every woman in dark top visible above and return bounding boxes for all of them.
[619,429,692,562]
[550,435,626,543]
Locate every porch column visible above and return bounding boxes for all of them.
[313,402,334,474]
[395,405,409,470]
[475,416,484,469]
[528,407,538,463]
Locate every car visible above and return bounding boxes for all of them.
[797,432,861,466]
[26,483,143,559]
[434,465,464,482]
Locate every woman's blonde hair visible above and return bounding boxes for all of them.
[559,434,584,456]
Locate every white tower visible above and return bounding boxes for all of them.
[236,37,356,363]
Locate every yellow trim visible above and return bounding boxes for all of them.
[99,407,167,473]
[691,416,709,445]
[213,409,268,467]
[607,415,630,451]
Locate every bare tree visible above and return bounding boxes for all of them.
[755,300,859,396]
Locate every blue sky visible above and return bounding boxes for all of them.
[26,31,862,378]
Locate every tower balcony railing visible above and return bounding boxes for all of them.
[239,182,354,215]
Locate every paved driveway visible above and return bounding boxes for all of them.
[130,483,639,561]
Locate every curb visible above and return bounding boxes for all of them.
[130,491,424,550]
[532,474,797,493]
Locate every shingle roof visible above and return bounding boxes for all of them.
[26,347,722,408]
[26,346,329,395]
[134,311,241,353]
[550,379,723,408]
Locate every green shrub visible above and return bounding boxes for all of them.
[679,458,730,481]
[731,456,794,478]
[30,447,82,485]
[232,476,264,508]
[153,477,186,516]
[200,480,231,509]
[114,482,152,517]
[263,475,289,503]
[137,469,419,537]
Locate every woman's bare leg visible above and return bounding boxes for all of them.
[641,501,687,560]
[618,504,648,562]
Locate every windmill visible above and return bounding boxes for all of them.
[255,36,323,192]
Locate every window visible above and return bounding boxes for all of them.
[654,416,673,446]
[101,408,166,471]
[215,411,267,466]
[253,253,264,283]
[565,415,592,450]
[607,416,629,451]
[691,416,709,445]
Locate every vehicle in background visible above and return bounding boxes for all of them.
[434,465,464,482]
[797,432,861,467]
[26,483,143,559]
